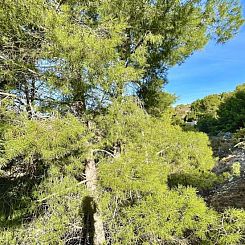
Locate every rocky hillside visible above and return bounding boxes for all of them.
[207,141,245,210]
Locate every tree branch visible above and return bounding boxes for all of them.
[92,149,115,158]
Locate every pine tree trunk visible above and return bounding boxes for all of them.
[85,156,106,245]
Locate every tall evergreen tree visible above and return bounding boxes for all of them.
[0,1,245,244]
[1,0,244,114]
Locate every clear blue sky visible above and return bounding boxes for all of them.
[166,1,245,105]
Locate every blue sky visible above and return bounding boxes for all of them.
[166,1,245,105]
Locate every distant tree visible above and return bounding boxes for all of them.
[217,83,245,132]
[196,114,218,134]
[186,93,230,134]
[185,84,245,134]
[189,94,224,120]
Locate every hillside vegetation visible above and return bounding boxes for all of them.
[176,83,245,134]
[0,0,244,244]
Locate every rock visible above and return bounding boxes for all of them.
[207,177,245,210]
[206,146,245,210]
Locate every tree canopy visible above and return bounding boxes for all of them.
[0,0,245,244]
[183,83,245,134]
[0,0,244,115]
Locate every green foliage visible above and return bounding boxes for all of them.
[96,99,245,244]
[195,114,218,134]
[101,186,218,244]
[0,0,45,114]
[98,98,215,176]
[209,209,245,245]
[234,128,245,142]
[0,0,245,244]
[137,78,177,116]
[218,83,245,132]
[1,114,88,166]
[190,94,224,120]
[187,93,227,134]
[0,165,87,244]
[230,162,241,177]
[1,0,243,114]
[185,83,245,134]
[0,98,244,244]
[0,112,91,244]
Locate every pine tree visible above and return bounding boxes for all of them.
[0,1,245,244]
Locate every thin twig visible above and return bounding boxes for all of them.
[0,92,17,98]
[37,180,87,202]
[92,149,115,158]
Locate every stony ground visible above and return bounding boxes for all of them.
[207,143,245,210]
